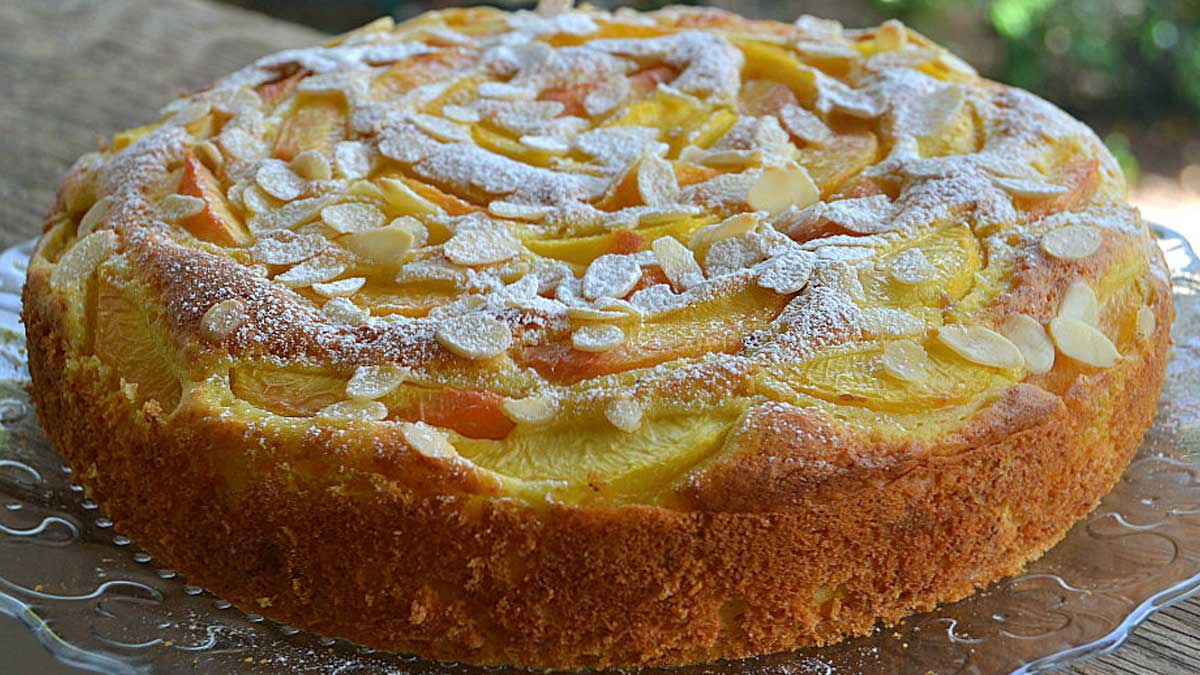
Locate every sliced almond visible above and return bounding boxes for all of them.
[441,105,481,123]
[312,277,366,298]
[501,395,559,425]
[252,231,324,265]
[747,162,820,215]
[581,254,642,301]
[604,397,643,433]
[200,298,247,340]
[1137,305,1156,342]
[937,324,1024,370]
[274,255,346,287]
[875,19,907,51]
[346,364,408,400]
[1041,225,1102,261]
[1049,317,1120,368]
[343,220,418,266]
[488,201,552,221]
[194,141,223,172]
[318,399,388,421]
[778,104,833,146]
[255,160,307,202]
[291,150,332,181]
[77,196,112,237]
[321,202,386,234]
[571,324,625,352]
[322,297,369,326]
[50,230,118,291]
[651,236,703,291]
[443,224,521,266]
[889,247,935,285]
[157,194,205,222]
[409,113,470,143]
[567,305,629,322]
[1001,313,1055,375]
[583,75,630,117]
[520,135,570,154]
[993,176,1067,199]
[334,141,373,179]
[881,339,928,382]
[757,248,817,294]
[1058,280,1099,326]
[637,153,681,207]
[688,213,758,251]
[400,421,457,459]
[435,314,513,359]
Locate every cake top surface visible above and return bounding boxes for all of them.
[35,1,1164,507]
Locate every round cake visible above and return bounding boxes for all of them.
[23,1,1173,668]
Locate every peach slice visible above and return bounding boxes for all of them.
[373,51,476,100]
[794,131,879,195]
[95,274,183,410]
[273,95,347,162]
[178,153,252,246]
[256,70,307,109]
[1015,159,1099,218]
[518,279,789,384]
[392,389,514,440]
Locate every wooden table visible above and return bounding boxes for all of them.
[0,1,1195,673]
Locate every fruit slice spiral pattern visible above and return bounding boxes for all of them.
[24,0,1172,668]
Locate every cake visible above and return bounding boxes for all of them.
[22,1,1173,668]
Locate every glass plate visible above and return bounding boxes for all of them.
[1,227,1198,675]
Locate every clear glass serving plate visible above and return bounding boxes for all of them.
[1,227,1198,675]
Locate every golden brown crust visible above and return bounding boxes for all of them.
[23,258,1172,667]
[22,4,1176,668]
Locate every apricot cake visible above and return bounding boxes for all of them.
[23,1,1172,668]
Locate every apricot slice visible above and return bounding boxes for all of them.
[519,279,788,384]
[95,275,182,410]
[794,132,878,195]
[391,389,514,440]
[178,153,252,246]
[273,94,347,161]
[1015,159,1099,218]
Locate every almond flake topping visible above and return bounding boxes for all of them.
[747,163,820,214]
[333,141,373,179]
[520,135,571,154]
[757,248,817,294]
[1001,314,1055,375]
[194,141,223,171]
[1049,317,1120,368]
[689,213,758,251]
[200,298,247,340]
[344,221,417,266]
[321,202,387,234]
[312,277,366,298]
[881,339,928,382]
[778,104,833,146]
[275,255,346,287]
[488,200,552,221]
[1041,225,1102,260]
[346,364,408,400]
[572,324,625,352]
[409,113,471,142]
[582,254,642,301]
[322,297,369,326]
[604,397,643,433]
[256,160,307,201]
[318,400,388,422]
[993,176,1068,199]
[875,19,907,51]
[157,194,205,222]
[637,152,681,207]
[443,222,521,266]
[400,421,457,459]
[435,313,513,359]
[652,236,704,291]
[501,395,559,425]
[1058,280,1099,326]
[252,232,325,265]
[859,307,923,337]
[291,150,332,181]
[1138,305,1156,342]
[583,75,630,117]
[937,324,1024,370]
[889,247,935,285]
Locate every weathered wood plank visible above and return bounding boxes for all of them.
[0,1,1195,673]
